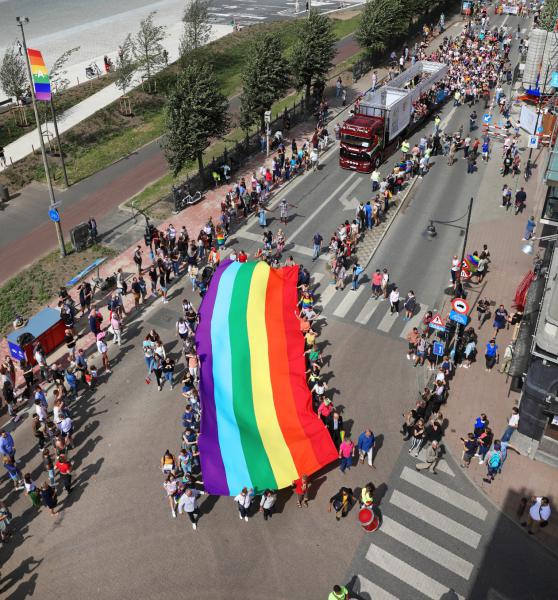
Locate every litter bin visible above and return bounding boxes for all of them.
[0,184,9,202]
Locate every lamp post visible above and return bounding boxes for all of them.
[16,16,66,257]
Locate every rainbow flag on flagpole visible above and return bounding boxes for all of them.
[196,261,338,496]
[27,49,51,102]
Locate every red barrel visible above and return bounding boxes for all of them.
[358,507,379,532]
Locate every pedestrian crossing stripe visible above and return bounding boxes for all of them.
[389,490,482,548]
[355,299,382,324]
[333,286,366,318]
[355,575,399,600]
[379,516,474,579]
[399,467,488,520]
[365,546,466,600]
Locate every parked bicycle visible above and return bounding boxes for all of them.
[85,63,101,79]
[172,184,202,214]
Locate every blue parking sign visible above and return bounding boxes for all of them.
[433,342,445,357]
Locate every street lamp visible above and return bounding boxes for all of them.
[16,16,66,257]
[521,233,558,255]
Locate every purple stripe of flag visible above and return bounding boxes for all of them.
[195,261,233,495]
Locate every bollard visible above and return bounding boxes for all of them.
[358,507,380,532]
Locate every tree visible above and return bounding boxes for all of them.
[290,10,336,107]
[49,46,80,94]
[0,44,27,102]
[163,59,229,177]
[180,0,212,57]
[240,33,288,132]
[356,0,410,55]
[540,0,558,31]
[115,35,137,115]
[132,11,166,84]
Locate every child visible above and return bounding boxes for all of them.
[85,365,98,388]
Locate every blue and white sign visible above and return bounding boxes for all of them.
[449,310,469,326]
[482,113,492,124]
[48,208,60,222]
[433,341,445,357]
[551,72,558,88]
[528,136,539,149]
[537,125,544,134]
[8,341,25,361]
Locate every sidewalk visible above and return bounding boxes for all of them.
[440,147,558,554]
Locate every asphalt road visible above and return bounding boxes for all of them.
[1,12,556,600]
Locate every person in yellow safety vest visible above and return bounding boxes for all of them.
[400,140,410,156]
[434,115,441,133]
[328,584,349,600]
[361,482,375,507]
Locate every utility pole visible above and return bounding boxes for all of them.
[49,97,69,187]
[459,196,474,270]
[17,16,66,257]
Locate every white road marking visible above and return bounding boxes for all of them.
[389,490,482,548]
[333,285,366,318]
[355,298,382,324]
[377,305,399,332]
[319,285,337,309]
[411,448,455,477]
[365,546,465,600]
[287,172,359,241]
[399,467,488,520]
[380,516,475,580]
[399,306,428,340]
[355,575,400,600]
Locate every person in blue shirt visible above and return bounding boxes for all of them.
[485,339,499,372]
[357,429,376,468]
[0,430,15,460]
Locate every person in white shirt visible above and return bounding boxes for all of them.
[259,490,277,521]
[96,332,111,374]
[522,497,551,534]
[177,488,203,529]
[234,487,254,522]
[389,287,400,314]
[501,406,519,442]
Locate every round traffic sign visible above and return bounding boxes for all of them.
[452,297,469,314]
[48,208,60,223]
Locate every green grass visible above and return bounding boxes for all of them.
[0,244,116,336]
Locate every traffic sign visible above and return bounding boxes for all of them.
[449,310,469,326]
[48,208,60,222]
[429,313,446,332]
[528,136,539,149]
[433,341,445,357]
[451,297,469,314]
[537,125,544,134]
[460,268,471,280]
[482,113,492,124]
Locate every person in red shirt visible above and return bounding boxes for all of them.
[55,454,72,494]
[371,269,383,299]
[292,474,310,508]
[237,250,248,263]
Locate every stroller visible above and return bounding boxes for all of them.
[195,265,214,297]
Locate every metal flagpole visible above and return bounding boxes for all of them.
[17,16,66,257]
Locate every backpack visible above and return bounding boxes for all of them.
[488,451,501,469]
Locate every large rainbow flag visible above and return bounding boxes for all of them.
[27,49,51,102]
[196,261,338,496]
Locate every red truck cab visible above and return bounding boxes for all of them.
[339,115,384,173]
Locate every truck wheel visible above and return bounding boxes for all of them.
[374,155,382,169]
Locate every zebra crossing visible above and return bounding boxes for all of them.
[350,452,492,600]
[312,272,436,340]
